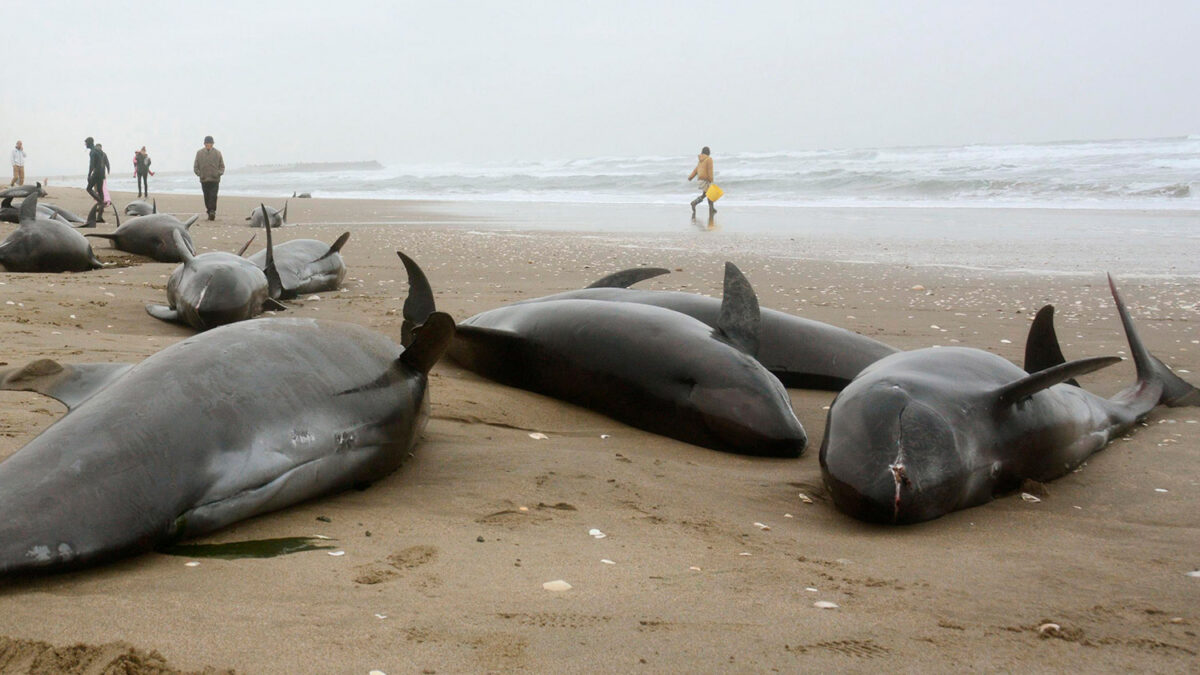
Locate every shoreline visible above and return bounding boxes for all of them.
[1,188,1198,672]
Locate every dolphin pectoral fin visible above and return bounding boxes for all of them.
[0,359,132,409]
[261,205,283,300]
[182,214,199,229]
[312,232,351,263]
[1024,305,1078,385]
[263,298,288,311]
[146,303,183,324]
[714,261,761,356]
[398,251,436,347]
[996,356,1123,406]
[585,267,671,289]
[399,312,456,374]
[235,233,257,257]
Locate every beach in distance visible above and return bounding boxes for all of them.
[0,188,1198,672]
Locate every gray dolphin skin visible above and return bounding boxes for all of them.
[86,209,200,263]
[0,293,456,577]
[146,205,285,330]
[405,256,807,456]
[0,194,103,272]
[247,201,287,228]
[819,276,1200,525]
[123,199,157,216]
[247,231,350,299]
[0,183,46,200]
[514,267,899,390]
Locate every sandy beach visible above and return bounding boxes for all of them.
[0,188,1197,673]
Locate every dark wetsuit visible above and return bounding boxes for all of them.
[86,146,107,204]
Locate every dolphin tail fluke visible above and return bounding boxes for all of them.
[0,360,133,410]
[399,312,456,374]
[1108,274,1200,407]
[585,267,671,289]
[397,251,437,347]
[261,204,283,300]
[715,261,761,356]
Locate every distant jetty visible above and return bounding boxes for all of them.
[236,161,384,174]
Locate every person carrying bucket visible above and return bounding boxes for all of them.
[687,146,720,217]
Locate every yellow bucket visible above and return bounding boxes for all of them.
[705,183,724,201]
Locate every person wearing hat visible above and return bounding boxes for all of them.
[193,135,225,220]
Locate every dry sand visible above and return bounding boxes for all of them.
[0,188,1197,673]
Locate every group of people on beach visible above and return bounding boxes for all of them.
[73,135,225,223]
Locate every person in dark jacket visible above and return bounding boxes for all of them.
[84,136,107,224]
[194,135,225,220]
[134,146,152,198]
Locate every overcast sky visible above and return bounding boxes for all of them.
[4,1,1197,176]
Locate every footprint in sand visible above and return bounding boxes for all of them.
[353,545,439,585]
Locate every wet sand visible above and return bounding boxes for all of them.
[0,188,1197,673]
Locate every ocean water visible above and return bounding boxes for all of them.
[105,136,1200,210]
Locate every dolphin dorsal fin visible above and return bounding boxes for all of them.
[1,196,11,209]
[182,214,199,229]
[399,312,456,374]
[18,193,38,223]
[398,251,436,347]
[261,204,283,300]
[172,229,196,264]
[281,200,288,224]
[313,232,350,263]
[585,267,671,289]
[235,234,257,256]
[1025,305,1076,385]
[152,199,157,214]
[714,262,761,355]
[996,355,1122,406]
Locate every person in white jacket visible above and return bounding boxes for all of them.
[10,141,25,187]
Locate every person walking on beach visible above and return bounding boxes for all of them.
[687,147,716,217]
[10,141,25,187]
[134,146,152,198]
[194,135,224,220]
[84,137,108,223]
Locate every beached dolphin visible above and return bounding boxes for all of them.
[0,194,76,224]
[404,256,807,456]
[0,194,103,272]
[514,267,899,390]
[0,182,46,200]
[247,231,350,299]
[123,199,156,216]
[247,201,287,228]
[146,204,285,330]
[86,208,199,263]
[819,276,1200,525]
[292,191,312,198]
[0,282,456,577]
[40,203,86,224]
